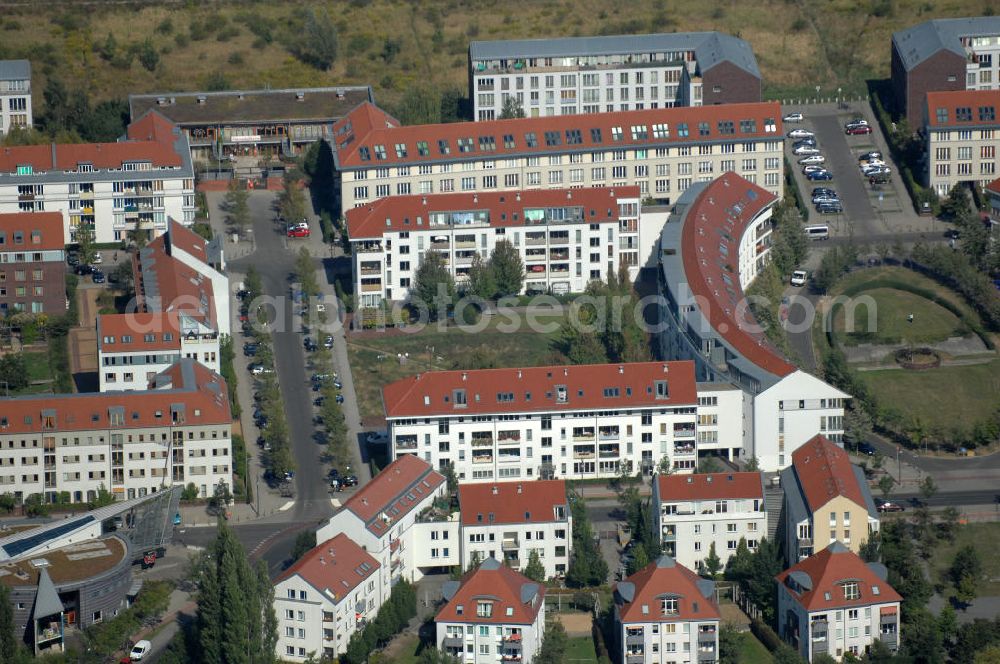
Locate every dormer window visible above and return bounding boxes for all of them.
[476,601,493,618]
[841,581,859,601]
[661,598,678,615]
[456,604,463,615]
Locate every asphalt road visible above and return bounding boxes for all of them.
[229,195,334,524]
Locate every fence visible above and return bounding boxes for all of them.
[765,95,870,107]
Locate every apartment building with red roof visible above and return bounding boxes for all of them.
[382,361,713,483]
[780,435,879,563]
[0,110,195,244]
[345,186,647,307]
[986,176,1000,225]
[330,100,784,215]
[658,172,849,472]
[652,472,766,573]
[273,533,383,662]
[456,480,571,580]
[316,455,446,595]
[0,358,232,503]
[777,542,901,661]
[614,555,720,664]
[436,558,546,663]
[923,89,1000,196]
[0,212,67,315]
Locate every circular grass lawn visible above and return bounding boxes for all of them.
[834,287,966,346]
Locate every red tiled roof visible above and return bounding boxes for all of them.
[0,212,65,251]
[342,454,445,537]
[616,556,720,623]
[276,533,380,604]
[925,90,1000,128]
[164,218,208,261]
[656,472,763,502]
[135,239,217,329]
[436,560,544,626]
[97,313,182,352]
[776,544,901,611]
[679,171,793,377]
[985,177,1000,196]
[345,186,640,239]
[382,361,698,419]
[0,360,230,434]
[791,434,866,513]
[459,480,568,526]
[332,101,783,168]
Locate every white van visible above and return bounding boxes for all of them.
[805,225,830,240]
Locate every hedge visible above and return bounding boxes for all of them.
[783,156,809,222]
[750,618,784,652]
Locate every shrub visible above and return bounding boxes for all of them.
[228,51,244,65]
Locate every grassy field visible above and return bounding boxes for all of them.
[834,287,966,346]
[732,631,775,663]
[929,522,1000,598]
[565,635,599,663]
[347,308,567,424]
[860,358,1000,431]
[0,0,989,119]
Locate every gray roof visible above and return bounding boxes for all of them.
[893,17,1000,71]
[0,59,30,81]
[480,557,502,571]
[31,568,64,620]
[788,570,813,591]
[852,465,880,520]
[616,581,636,604]
[867,562,889,581]
[780,465,809,527]
[696,578,715,600]
[441,580,460,602]
[656,554,676,568]
[470,31,760,78]
[520,582,540,604]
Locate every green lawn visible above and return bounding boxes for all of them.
[347,308,567,424]
[565,636,599,663]
[835,287,965,346]
[733,632,775,663]
[859,358,1000,431]
[23,351,53,382]
[928,522,1000,597]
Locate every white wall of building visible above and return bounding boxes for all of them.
[437,604,546,664]
[462,519,571,580]
[411,517,462,570]
[0,74,32,135]
[618,615,720,664]
[99,335,220,392]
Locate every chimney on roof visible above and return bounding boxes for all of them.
[662,364,669,373]
[156,96,167,106]
[517,370,522,379]
[319,556,326,565]
[566,190,572,200]
[421,196,427,205]
[197,95,206,105]
[170,97,176,104]
[362,498,368,505]
[563,367,568,377]
[686,477,692,483]
[492,486,499,495]
[473,194,478,204]
[618,365,624,374]
[707,476,713,482]
[237,93,244,101]
[462,372,467,381]
[516,192,521,201]
[516,484,522,494]
[336,88,345,99]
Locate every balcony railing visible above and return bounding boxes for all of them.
[472,454,493,464]
[361,283,383,293]
[502,538,519,551]
[572,430,595,441]
[625,633,644,645]
[674,443,696,455]
[396,439,418,450]
[598,428,619,440]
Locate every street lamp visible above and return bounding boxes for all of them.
[815,86,820,103]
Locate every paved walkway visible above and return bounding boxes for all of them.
[844,335,991,365]
[67,286,100,391]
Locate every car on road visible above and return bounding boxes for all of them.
[792,138,817,149]
[333,378,343,389]
[807,170,834,181]
[74,264,94,275]
[248,363,272,376]
[783,112,804,122]
[91,253,103,265]
[788,129,815,139]
[323,335,334,349]
[875,499,905,513]
[862,164,891,176]
[287,225,311,238]
[793,145,820,155]
[335,394,345,404]
[812,187,836,196]
[91,270,106,284]
[790,270,807,286]
[846,124,873,135]
[857,441,878,456]
[798,155,826,165]
[812,192,840,203]
[243,342,259,356]
[816,201,843,214]
[802,165,825,174]
[129,640,152,661]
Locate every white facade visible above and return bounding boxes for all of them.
[166,232,230,337]
[695,384,747,461]
[462,519,571,581]
[348,188,643,307]
[437,612,545,664]
[619,618,720,664]
[0,60,32,136]
[652,473,767,573]
[273,547,383,662]
[777,592,900,662]
[751,371,848,471]
[410,515,462,570]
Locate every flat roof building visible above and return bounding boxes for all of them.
[129,86,374,161]
[0,59,32,136]
[469,32,761,121]
[891,17,1000,128]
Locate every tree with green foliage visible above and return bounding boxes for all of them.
[0,353,28,391]
[290,530,317,563]
[499,96,526,119]
[919,475,938,504]
[523,550,545,583]
[195,521,277,664]
[0,493,14,513]
[697,456,722,474]
[559,325,609,365]
[902,607,945,663]
[0,584,27,663]
[719,624,742,664]
[627,543,650,576]
[772,643,806,664]
[467,253,497,300]
[537,621,568,663]
[878,474,895,501]
[393,84,442,125]
[703,542,723,579]
[566,492,608,587]
[138,39,159,71]
[412,252,456,321]
[300,8,339,70]
[489,239,524,297]
[223,178,251,235]
[419,648,461,664]
[951,545,983,605]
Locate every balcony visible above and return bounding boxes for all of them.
[502,633,523,644]
[502,538,519,551]
[17,193,35,201]
[548,235,570,246]
[673,423,696,438]
[572,428,595,441]
[662,526,676,540]
[598,427,619,440]
[573,445,595,460]
[357,243,384,253]
[430,240,450,249]
[525,234,546,246]
[359,266,382,276]
[497,431,521,444]
[361,282,383,293]
[598,444,620,459]
[674,443,696,456]
[498,451,521,463]
[471,434,494,448]
[396,436,418,450]
[472,453,493,464]
[798,537,813,548]
[442,636,463,649]
[626,656,645,664]
[625,633,644,646]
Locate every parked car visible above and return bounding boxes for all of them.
[802,165,825,174]
[862,164,891,176]
[846,124,873,135]
[788,129,815,139]
[342,475,359,487]
[858,151,883,164]
[858,441,878,456]
[332,379,343,390]
[782,112,804,122]
[799,155,826,165]
[248,363,272,375]
[811,187,836,197]
[129,641,152,661]
[323,335,334,349]
[816,202,843,214]
[792,138,818,149]
[807,170,834,181]
[793,145,821,155]
[335,394,345,404]
[304,337,318,352]
[91,270,106,284]
[287,226,310,238]
[74,264,94,275]
[243,342,259,356]
[91,253,103,265]
[790,270,807,287]
[67,254,80,267]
